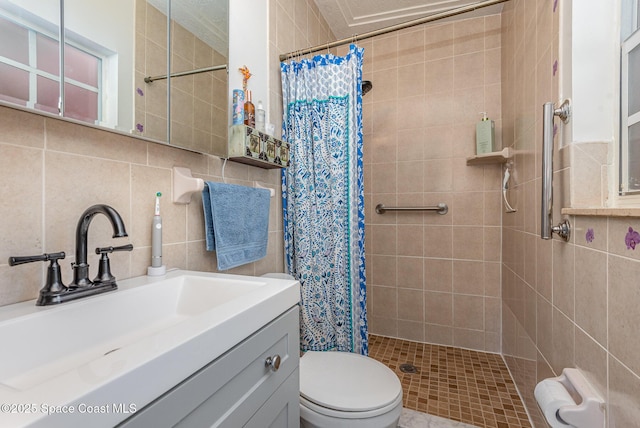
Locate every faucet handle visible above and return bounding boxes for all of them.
[8,251,65,266]
[8,252,68,304]
[94,244,134,255]
[93,244,133,286]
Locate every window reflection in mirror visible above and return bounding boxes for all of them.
[0,0,61,115]
[0,0,134,131]
[63,43,100,124]
[64,0,135,131]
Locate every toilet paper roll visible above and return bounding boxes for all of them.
[534,379,576,428]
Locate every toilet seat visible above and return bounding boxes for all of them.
[300,392,403,419]
[299,351,403,417]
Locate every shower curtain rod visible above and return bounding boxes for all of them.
[279,0,509,61]
[144,64,228,83]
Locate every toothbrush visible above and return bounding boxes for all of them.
[151,192,163,268]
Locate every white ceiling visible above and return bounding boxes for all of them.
[313,0,504,40]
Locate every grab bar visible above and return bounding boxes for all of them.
[375,203,448,215]
[541,100,571,241]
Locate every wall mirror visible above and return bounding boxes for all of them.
[0,0,228,155]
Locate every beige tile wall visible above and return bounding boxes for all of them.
[0,104,283,306]
[363,15,504,353]
[500,1,640,426]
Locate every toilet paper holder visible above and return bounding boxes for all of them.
[535,368,605,428]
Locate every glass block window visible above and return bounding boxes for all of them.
[0,14,101,125]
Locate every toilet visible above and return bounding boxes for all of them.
[262,273,403,428]
[299,350,403,428]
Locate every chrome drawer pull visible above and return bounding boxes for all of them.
[265,354,281,372]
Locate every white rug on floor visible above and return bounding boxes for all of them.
[399,408,480,428]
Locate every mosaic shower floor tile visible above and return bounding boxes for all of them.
[369,335,532,428]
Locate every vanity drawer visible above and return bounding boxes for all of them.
[244,368,299,428]
[118,306,299,427]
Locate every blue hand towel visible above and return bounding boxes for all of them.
[202,181,271,270]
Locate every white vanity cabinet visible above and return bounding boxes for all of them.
[117,306,300,427]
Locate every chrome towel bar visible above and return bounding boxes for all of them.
[375,203,448,215]
[144,64,228,83]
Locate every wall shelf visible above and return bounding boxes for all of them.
[466,147,512,165]
[227,125,290,169]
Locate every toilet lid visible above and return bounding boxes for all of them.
[299,351,402,412]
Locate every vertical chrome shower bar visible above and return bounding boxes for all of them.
[541,103,555,239]
[541,100,571,241]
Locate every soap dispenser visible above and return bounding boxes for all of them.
[476,112,495,154]
[256,100,266,132]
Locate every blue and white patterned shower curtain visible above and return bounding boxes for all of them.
[281,45,367,355]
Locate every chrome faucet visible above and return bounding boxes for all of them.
[71,204,128,287]
[8,204,132,306]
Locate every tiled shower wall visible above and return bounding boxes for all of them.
[500,1,640,426]
[364,15,504,353]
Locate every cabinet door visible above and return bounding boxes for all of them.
[117,306,299,428]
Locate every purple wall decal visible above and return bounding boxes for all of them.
[625,227,640,250]
[585,228,594,243]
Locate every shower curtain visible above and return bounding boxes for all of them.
[281,44,367,355]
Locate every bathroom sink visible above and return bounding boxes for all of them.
[0,270,300,427]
